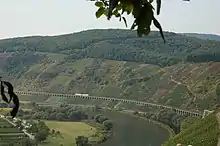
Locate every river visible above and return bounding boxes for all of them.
[94,110,170,146]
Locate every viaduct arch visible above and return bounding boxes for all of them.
[15,91,205,118]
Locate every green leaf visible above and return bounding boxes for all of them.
[96,7,105,18]
[156,0,161,15]
[137,3,153,31]
[134,2,154,37]
[108,0,119,20]
[125,4,133,15]
[95,1,104,7]
[121,8,125,15]
[132,3,141,18]
[115,13,121,18]
[122,17,128,27]
[116,3,122,11]
[131,0,141,18]
[137,26,144,37]
[143,27,151,36]
[103,8,109,17]
[112,9,119,16]
[153,16,165,43]
[121,2,133,15]
[131,21,137,30]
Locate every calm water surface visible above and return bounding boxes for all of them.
[98,110,170,146]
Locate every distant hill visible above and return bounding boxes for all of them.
[1,29,220,67]
[182,33,220,41]
[0,29,220,112]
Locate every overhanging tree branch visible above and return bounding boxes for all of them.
[90,0,190,43]
[0,77,20,118]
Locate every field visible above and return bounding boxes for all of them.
[40,121,99,146]
[0,118,27,146]
[0,108,13,116]
[0,108,13,112]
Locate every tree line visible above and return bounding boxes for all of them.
[19,104,89,122]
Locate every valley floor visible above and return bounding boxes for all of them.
[40,121,98,146]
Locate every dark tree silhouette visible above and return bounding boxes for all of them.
[0,77,20,118]
[75,136,91,146]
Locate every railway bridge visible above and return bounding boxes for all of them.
[15,91,211,118]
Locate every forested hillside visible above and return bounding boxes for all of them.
[1,29,220,67]
[163,112,220,146]
[0,29,220,112]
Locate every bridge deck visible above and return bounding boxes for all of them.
[15,91,203,118]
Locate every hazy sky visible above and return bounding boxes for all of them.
[0,0,219,39]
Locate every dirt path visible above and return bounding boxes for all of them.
[114,101,122,108]
[170,75,196,98]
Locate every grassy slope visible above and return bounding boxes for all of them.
[0,118,26,145]
[0,29,220,112]
[163,112,220,146]
[41,121,98,146]
[11,53,220,112]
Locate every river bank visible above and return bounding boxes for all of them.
[98,107,175,138]
[88,109,170,146]
[85,108,174,146]
[118,109,175,138]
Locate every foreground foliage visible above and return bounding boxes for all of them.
[0,77,19,118]
[163,113,220,146]
[91,0,190,42]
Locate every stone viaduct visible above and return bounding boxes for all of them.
[15,91,205,118]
